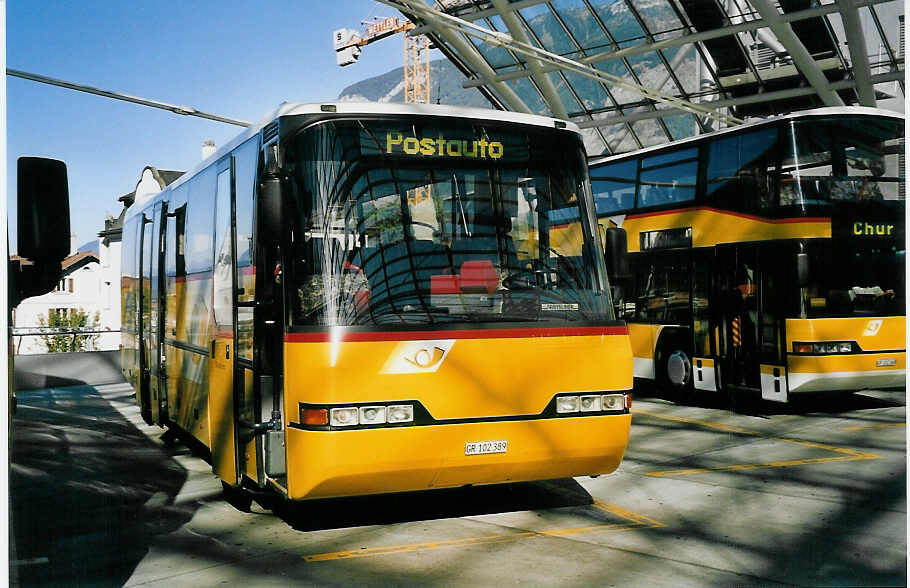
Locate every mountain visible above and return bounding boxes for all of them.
[77,240,99,255]
[338,59,490,108]
[337,1,695,152]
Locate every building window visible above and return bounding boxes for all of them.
[55,279,74,293]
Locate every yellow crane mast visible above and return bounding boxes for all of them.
[333,15,431,104]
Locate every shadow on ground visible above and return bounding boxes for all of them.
[239,477,595,533]
[13,351,124,391]
[10,385,194,587]
[636,377,904,417]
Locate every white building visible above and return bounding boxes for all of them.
[12,247,119,354]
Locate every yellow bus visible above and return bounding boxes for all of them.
[589,107,904,407]
[121,103,633,502]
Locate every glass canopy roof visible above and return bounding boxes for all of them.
[386,0,905,156]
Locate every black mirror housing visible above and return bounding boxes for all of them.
[796,252,810,288]
[11,157,71,307]
[604,227,630,279]
[17,157,70,262]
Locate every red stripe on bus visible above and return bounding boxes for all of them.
[772,216,830,224]
[285,325,628,343]
[624,206,829,224]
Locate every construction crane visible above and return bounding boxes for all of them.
[333,15,431,104]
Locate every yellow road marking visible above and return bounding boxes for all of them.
[634,410,754,435]
[303,502,665,562]
[842,422,906,431]
[635,410,880,477]
[592,499,667,528]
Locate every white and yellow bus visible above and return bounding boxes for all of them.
[590,107,904,406]
[121,103,633,502]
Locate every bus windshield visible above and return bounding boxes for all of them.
[803,240,905,317]
[286,118,611,327]
[782,116,904,207]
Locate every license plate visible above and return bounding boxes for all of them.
[465,440,508,456]
[876,359,897,367]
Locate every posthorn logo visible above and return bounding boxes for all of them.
[381,340,456,374]
[863,320,883,337]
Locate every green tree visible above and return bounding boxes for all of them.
[38,308,101,353]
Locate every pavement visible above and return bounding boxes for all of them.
[9,382,906,586]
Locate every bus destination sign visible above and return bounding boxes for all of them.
[386,131,504,160]
[834,217,903,240]
[850,221,896,237]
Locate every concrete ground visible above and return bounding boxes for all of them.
[10,382,906,587]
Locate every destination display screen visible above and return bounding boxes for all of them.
[832,209,904,241]
[385,131,505,160]
[349,118,535,165]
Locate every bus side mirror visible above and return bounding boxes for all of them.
[604,227,629,280]
[11,157,70,307]
[796,252,809,288]
[18,157,70,262]
[258,145,283,242]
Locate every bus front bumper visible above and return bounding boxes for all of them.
[284,414,631,501]
[787,352,906,394]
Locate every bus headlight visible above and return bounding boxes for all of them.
[793,341,859,354]
[601,394,625,411]
[359,406,387,425]
[387,405,414,423]
[580,395,602,412]
[556,396,580,413]
[557,393,627,414]
[330,407,359,427]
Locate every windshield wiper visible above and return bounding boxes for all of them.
[453,174,471,237]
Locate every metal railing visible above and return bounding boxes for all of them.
[11,328,122,355]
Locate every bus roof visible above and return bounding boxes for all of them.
[129,102,581,212]
[589,106,904,167]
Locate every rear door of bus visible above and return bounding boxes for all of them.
[713,244,787,400]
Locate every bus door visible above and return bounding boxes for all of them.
[756,244,788,402]
[151,201,169,425]
[139,202,166,425]
[211,159,241,485]
[210,142,270,488]
[713,245,761,392]
[247,140,286,488]
[232,137,270,488]
[138,211,154,424]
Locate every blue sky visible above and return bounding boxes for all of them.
[7,1,429,252]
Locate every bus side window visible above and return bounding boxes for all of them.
[706,128,777,214]
[591,160,636,214]
[639,149,697,207]
[182,167,217,347]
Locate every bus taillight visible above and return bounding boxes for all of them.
[302,408,329,426]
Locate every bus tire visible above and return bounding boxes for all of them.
[657,339,694,403]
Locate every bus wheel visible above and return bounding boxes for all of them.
[221,481,253,512]
[659,345,694,403]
